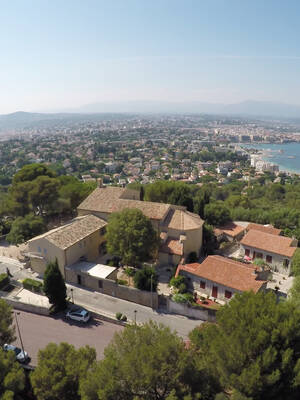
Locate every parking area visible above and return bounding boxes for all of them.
[11,310,124,366]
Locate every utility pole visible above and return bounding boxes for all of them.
[134,310,137,325]
[14,312,25,356]
[150,273,153,309]
[70,288,74,304]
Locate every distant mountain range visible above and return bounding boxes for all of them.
[1,100,300,132]
[73,100,300,118]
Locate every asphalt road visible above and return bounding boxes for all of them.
[12,310,123,366]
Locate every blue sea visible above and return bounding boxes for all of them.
[242,142,300,174]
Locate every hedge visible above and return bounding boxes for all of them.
[0,273,9,289]
[22,278,43,293]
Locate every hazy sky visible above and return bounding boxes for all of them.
[1,0,300,113]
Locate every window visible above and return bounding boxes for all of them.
[225,290,232,299]
[79,242,82,248]
[200,280,206,289]
[98,280,103,289]
[256,252,263,259]
[266,255,272,264]
[38,246,41,253]
[44,248,47,254]
[100,227,106,236]
[284,259,290,268]
[245,248,250,257]
[77,275,82,285]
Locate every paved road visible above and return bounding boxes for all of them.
[70,284,203,338]
[0,257,204,339]
[12,310,123,366]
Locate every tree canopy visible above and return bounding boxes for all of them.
[43,259,67,311]
[80,321,215,400]
[0,299,15,346]
[133,266,158,291]
[189,291,300,400]
[30,342,96,400]
[204,201,231,226]
[106,208,159,266]
[6,213,46,245]
[0,349,25,400]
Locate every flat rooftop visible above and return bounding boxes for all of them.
[67,261,116,280]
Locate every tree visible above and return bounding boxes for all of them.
[133,266,158,291]
[0,349,25,399]
[80,321,211,400]
[106,209,159,266]
[291,248,300,276]
[289,275,300,307]
[204,202,231,226]
[189,291,300,400]
[12,163,56,185]
[31,342,96,400]
[0,299,15,346]
[29,175,60,215]
[6,214,46,245]
[43,260,67,311]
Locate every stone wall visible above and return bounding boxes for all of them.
[65,267,159,309]
[167,298,216,322]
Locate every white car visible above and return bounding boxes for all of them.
[66,308,90,323]
[3,344,29,363]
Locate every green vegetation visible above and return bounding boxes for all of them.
[0,164,96,244]
[43,260,67,311]
[291,248,300,276]
[0,348,25,399]
[0,299,15,346]
[190,291,300,399]
[6,213,46,245]
[0,273,9,289]
[22,278,43,293]
[133,266,158,292]
[30,342,96,400]
[80,321,216,400]
[106,208,159,266]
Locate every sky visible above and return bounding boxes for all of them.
[1,0,300,113]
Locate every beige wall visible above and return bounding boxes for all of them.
[180,269,266,302]
[65,267,158,308]
[28,237,66,276]
[29,230,106,277]
[241,244,292,275]
[183,228,203,257]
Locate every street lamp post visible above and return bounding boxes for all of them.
[70,288,74,304]
[150,273,153,309]
[134,310,137,325]
[14,312,25,356]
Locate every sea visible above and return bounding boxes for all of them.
[241,142,300,174]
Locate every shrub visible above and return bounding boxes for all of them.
[177,283,187,294]
[116,279,128,286]
[169,275,186,288]
[173,292,194,304]
[0,273,9,289]
[124,267,135,277]
[121,315,127,322]
[133,267,158,292]
[116,312,122,320]
[23,278,43,293]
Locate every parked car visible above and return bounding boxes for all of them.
[3,344,29,363]
[66,307,90,323]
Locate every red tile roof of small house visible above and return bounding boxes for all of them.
[214,222,245,238]
[240,229,297,258]
[247,223,281,236]
[175,255,266,293]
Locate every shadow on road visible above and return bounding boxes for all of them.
[50,312,103,328]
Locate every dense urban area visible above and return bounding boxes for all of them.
[1,113,300,400]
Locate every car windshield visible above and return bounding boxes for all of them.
[14,348,21,355]
[80,310,88,316]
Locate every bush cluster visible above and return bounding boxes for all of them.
[22,278,43,293]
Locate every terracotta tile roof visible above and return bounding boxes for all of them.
[176,255,265,293]
[214,222,245,238]
[163,209,204,230]
[240,230,297,258]
[247,223,281,236]
[78,187,170,220]
[160,237,183,255]
[29,215,107,250]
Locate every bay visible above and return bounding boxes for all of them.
[241,142,300,174]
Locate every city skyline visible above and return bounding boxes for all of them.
[1,0,300,113]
